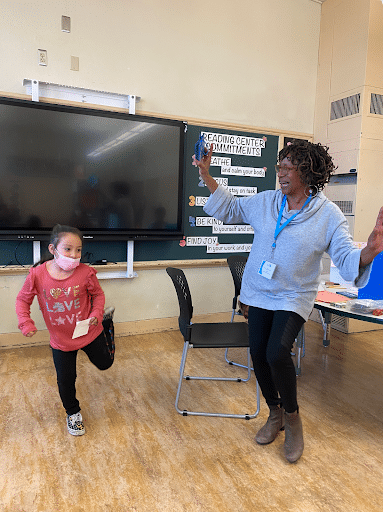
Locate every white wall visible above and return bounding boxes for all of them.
[0,0,322,339]
[0,0,321,133]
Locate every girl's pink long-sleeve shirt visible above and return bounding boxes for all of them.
[16,262,105,351]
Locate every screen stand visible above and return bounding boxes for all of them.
[127,241,138,278]
[128,95,136,114]
[33,241,41,264]
[31,80,39,102]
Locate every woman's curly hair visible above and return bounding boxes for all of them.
[278,140,336,191]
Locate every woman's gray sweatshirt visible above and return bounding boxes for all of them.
[204,186,372,321]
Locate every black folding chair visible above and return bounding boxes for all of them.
[166,267,260,419]
[225,255,305,376]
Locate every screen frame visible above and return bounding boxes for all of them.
[0,96,186,242]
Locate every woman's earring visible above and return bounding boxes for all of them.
[304,185,318,198]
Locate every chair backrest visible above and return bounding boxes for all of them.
[227,255,248,310]
[166,267,193,339]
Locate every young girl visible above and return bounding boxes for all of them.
[16,224,115,436]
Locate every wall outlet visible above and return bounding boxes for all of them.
[70,55,79,71]
[38,49,47,66]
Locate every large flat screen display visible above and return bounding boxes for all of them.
[0,97,185,241]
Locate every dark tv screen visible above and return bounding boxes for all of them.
[0,97,185,241]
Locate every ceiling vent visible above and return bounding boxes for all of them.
[330,93,360,120]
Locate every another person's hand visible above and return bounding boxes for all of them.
[367,206,383,253]
[360,206,383,267]
[89,317,98,326]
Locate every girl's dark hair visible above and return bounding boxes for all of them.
[33,224,83,267]
[278,140,336,191]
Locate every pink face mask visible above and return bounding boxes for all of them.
[54,250,81,271]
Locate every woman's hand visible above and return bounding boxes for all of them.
[89,317,98,326]
[192,144,213,175]
[360,206,383,267]
[192,145,218,194]
[239,301,249,320]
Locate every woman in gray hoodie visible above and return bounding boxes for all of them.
[194,140,383,463]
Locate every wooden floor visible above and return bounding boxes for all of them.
[1,320,383,512]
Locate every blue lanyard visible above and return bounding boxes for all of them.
[272,194,312,248]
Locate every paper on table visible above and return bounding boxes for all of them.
[316,291,352,303]
[72,318,91,339]
[318,281,326,292]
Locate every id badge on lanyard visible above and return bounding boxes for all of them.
[258,194,312,280]
[258,260,276,280]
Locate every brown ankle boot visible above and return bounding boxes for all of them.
[284,410,304,463]
[255,405,284,445]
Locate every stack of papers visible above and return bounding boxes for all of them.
[316,291,352,303]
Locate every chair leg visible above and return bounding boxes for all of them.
[225,347,254,372]
[188,347,251,383]
[225,309,254,371]
[175,343,260,419]
[175,342,189,415]
[225,326,305,377]
[179,340,188,378]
